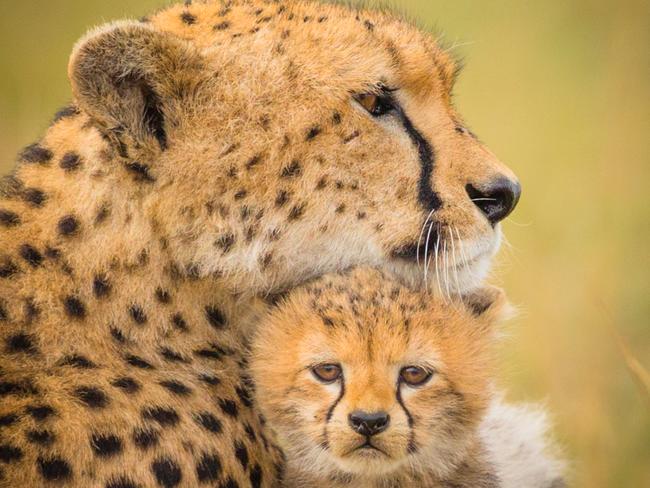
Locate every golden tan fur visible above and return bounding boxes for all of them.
[0,1,518,486]
[251,268,505,487]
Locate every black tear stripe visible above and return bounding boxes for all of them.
[322,377,346,448]
[395,382,416,451]
[394,106,442,212]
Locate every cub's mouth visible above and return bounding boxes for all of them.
[346,439,389,457]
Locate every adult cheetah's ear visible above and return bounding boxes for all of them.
[461,285,510,321]
[68,21,204,153]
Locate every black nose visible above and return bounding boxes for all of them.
[348,411,390,437]
[466,177,521,225]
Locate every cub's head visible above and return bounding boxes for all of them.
[67,1,519,293]
[251,268,506,479]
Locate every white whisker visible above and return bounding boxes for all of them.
[423,222,435,287]
[417,208,437,267]
[443,239,451,301]
[448,227,461,293]
[434,230,444,297]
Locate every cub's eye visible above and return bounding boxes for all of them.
[400,366,433,387]
[354,92,394,117]
[311,363,342,383]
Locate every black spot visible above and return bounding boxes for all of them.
[159,380,192,396]
[235,385,253,408]
[111,377,140,394]
[234,441,248,469]
[20,143,52,164]
[159,347,188,363]
[141,406,180,427]
[280,159,301,178]
[198,373,220,385]
[60,152,81,171]
[356,211,367,220]
[0,259,19,278]
[74,386,109,409]
[125,162,156,183]
[0,414,18,428]
[194,349,222,360]
[220,477,240,488]
[6,332,37,354]
[214,21,230,30]
[133,428,159,450]
[243,423,257,442]
[26,404,55,421]
[234,189,247,200]
[53,105,79,122]
[155,288,171,303]
[58,215,80,236]
[0,209,20,227]
[205,306,227,329]
[19,244,43,267]
[275,189,290,207]
[125,354,154,369]
[110,327,126,343]
[218,399,238,418]
[91,433,123,457]
[196,453,222,482]
[106,477,140,488]
[335,203,346,214]
[170,313,188,331]
[37,456,72,481]
[181,12,196,24]
[23,188,47,206]
[0,444,22,462]
[364,20,375,30]
[93,274,111,298]
[194,412,222,433]
[129,305,147,325]
[64,296,86,319]
[250,464,263,488]
[60,354,96,368]
[27,429,55,446]
[246,154,262,170]
[151,457,182,488]
[214,233,235,253]
[342,130,360,143]
[95,203,111,224]
[288,203,306,221]
[306,126,322,140]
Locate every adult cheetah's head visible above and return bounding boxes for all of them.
[68,0,519,294]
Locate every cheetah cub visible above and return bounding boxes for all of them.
[251,268,565,488]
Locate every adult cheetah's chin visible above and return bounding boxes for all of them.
[385,229,501,295]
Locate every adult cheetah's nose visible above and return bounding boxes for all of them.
[466,176,521,225]
[348,411,390,437]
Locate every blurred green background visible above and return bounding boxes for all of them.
[1,1,648,486]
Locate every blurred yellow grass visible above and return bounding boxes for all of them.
[1,1,648,486]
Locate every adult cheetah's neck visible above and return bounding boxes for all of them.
[0,109,248,370]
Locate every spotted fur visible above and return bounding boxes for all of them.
[1,1,519,486]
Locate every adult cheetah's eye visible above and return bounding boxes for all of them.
[354,92,395,117]
[399,366,433,387]
[311,363,342,383]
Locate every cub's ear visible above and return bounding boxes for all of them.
[68,21,204,153]
[461,285,509,321]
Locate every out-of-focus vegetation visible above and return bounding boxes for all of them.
[0,1,648,486]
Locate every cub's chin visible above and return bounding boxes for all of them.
[329,440,408,477]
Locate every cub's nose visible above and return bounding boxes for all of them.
[348,411,390,437]
[466,177,521,225]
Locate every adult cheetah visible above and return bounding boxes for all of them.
[0,1,520,487]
